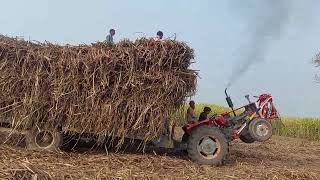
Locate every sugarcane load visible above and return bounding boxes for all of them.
[0,35,197,149]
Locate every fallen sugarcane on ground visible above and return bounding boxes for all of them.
[0,134,319,179]
[0,35,197,147]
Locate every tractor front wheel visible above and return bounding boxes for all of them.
[248,118,272,142]
[187,126,228,166]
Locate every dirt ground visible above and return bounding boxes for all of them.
[0,130,319,180]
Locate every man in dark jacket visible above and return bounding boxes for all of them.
[199,107,212,121]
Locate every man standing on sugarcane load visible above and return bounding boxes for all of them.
[105,28,116,44]
[153,31,163,41]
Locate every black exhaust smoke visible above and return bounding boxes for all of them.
[227,0,290,87]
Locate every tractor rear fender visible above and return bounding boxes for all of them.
[183,119,216,135]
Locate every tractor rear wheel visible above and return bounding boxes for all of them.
[248,118,272,142]
[187,126,228,166]
[25,127,62,151]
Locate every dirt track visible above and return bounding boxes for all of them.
[0,135,320,179]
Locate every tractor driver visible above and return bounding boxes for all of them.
[186,100,196,123]
[199,107,212,121]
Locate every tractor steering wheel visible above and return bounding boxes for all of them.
[210,113,218,119]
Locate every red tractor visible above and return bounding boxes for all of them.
[181,88,280,165]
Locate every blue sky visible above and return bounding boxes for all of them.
[1,0,320,117]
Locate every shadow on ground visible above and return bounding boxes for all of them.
[60,134,189,160]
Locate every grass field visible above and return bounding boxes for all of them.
[273,117,320,141]
[174,103,320,141]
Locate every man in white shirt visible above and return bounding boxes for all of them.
[106,29,115,44]
[186,100,196,123]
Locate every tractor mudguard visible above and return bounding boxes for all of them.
[182,119,216,135]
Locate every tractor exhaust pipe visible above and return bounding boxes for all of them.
[225,88,236,116]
